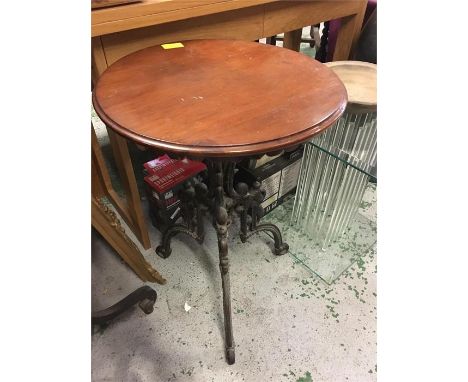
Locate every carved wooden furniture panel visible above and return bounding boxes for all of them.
[92,126,165,283]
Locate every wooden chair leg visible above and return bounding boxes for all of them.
[283,29,303,51]
[266,36,277,46]
[107,129,152,250]
[312,24,321,50]
[315,21,329,62]
[333,1,367,61]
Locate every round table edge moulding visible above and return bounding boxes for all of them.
[92,93,347,158]
[92,39,349,158]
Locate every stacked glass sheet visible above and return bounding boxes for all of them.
[291,111,377,248]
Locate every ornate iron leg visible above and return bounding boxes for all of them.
[155,158,289,364]
[213,162,236,364]
[316,20,330,63]
[244,182,289,256]
[241,221,289,256]
[92,286,157,326]
[156,224,203,258]
[156,180,205,259]
[225,164,289,256]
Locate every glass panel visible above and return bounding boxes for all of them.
[265,195,376,285]
[282,110,377,282]
[291,110,377,246]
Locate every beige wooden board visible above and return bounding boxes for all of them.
[101,6,264,65]
[263,1,362,36]
[92,0,141,10]
[325,61,377,106]
[92,0,274,36]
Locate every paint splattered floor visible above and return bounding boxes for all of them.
[92,182,376,382]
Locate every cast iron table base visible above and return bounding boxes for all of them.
[155,160,289,364]
[92,286,157,327]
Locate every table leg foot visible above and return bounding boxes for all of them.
[257,223,289,256]
[243,222,289,256]
[92,286,157,326]
[155,244,172,259]
[156,224,202,259]
[226,346,236,365]
[138,297,156,314]
[274,242,289,256]
[232,177,289,256]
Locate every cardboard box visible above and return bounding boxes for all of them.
[235,147,303,215]
[143,156,206,231]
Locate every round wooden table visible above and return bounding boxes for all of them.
[93,39,347,364]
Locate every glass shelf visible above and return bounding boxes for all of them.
[309,143,377,180]
[265,195,376,284]
[290,110,377,249]
[309,110,377,180]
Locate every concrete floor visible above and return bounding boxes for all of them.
[91,184,376,382]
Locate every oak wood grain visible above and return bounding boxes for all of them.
[92,0,274,36]
[92,0,140,10]
[92,38,108,86]
[263,0,362,38]
[93,39,347,158]
[100,6,263,65]
[283,29,302,51]
[106,130,152,249]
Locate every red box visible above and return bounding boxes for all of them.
[143,154,177,174]
[144,157,207,194]
[143,155,207,231]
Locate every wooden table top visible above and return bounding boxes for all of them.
[93,39,347,158]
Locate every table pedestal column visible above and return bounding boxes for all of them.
[212,162,235,364]
[155,159,289,364]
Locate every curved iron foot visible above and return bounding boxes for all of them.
[156,224,204,259]
[92,286,157,326]
[242,223,289,256]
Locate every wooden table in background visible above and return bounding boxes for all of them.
[91,0,367,282]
